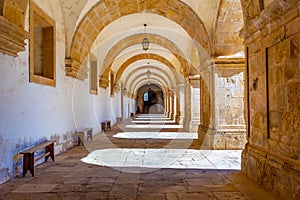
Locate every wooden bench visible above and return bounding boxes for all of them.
[20,140,55,177]
[101,120,111,132]
[76,127,93,146]
[116,117,122,124]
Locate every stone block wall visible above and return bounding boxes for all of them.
[241,0,300,199]
[198,59,246,150]
[216,72,245,127]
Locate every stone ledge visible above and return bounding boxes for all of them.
[0,15,28,57]
[65,58,88,80]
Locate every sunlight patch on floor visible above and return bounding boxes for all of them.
[81,149,242,173]
[113,132,198,139]
[125,124,183,129]
[131,120,175,124]
[134,117,171,120]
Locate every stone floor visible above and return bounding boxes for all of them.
[0,114,276,200]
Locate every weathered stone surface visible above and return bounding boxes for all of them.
[242,0,300,199]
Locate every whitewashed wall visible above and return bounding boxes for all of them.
[0,0,122,184]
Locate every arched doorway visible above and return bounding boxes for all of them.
[136,84,164,114]
[142,89,157,114]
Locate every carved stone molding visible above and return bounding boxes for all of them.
[113,84,120,93]
[65,58,88,80]
[99,75,109,89]
[212,57,245,77]
[0,15,28,57]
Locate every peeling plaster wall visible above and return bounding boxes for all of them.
[0,0,118,184]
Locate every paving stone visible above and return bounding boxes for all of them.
[185,178,214,186]
[178,192,216,200]
[213,192,247,200]
[12,184,57,193]
[165,192,179,200]
[187,184,238,193]
[85,192,109,200]
[137,193,166,200]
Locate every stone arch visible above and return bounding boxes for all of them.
[213,0,244,56]
[128,72,171,95]
[239,0,263,34]
[100,33,189,79]
[102,53,178,89]
[124,66,175,89]
[66,0,211,78]
[132,77,168,97]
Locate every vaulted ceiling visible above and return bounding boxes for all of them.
[59,0,244,96]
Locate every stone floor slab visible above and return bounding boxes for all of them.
[12,184,57,193]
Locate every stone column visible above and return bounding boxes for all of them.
[120,82,124,120]
[167,91,171,118]
[198,58,246,149]
[176,84,185,124]
[189,78,201,132]
[175,85,181,124]
[198,61,217,149]
[164,92,169,117]
[170,92,175,120]
[183,79,191,131]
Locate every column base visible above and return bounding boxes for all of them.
[183,118,190,131]
[175,115,181,124]
[198,125,246,150]
[179,116,184,125]
[169,113,174,120]
[165,112,169,117]
[189,119,200,132]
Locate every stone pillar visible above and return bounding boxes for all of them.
[183,79,191,131]
[170,92,175,120]
[198,58,246,149]
[175,85,181,124]
[167,92,171,118]
[120,82,124,120]
[176,84,185,124]
[164,92,169,117]
[175,91,180,124]
[189,78,201,132]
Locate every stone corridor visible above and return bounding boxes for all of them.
[0,115,275,200]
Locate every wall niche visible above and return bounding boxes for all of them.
[29,1,56,87]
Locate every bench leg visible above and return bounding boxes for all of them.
[87,130,92,141]
[46,143,55,162]
[22,154,29,177]
[77,132,84,146]
[23,153,34,177]
[101,123,106,132]
[29,153,34,177]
